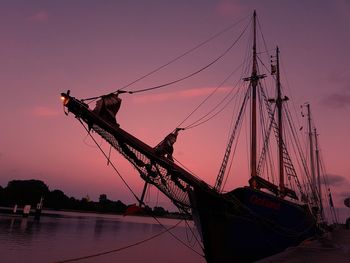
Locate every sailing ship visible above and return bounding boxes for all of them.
[60,11,333,262]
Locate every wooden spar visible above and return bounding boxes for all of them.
[268,47,289,196]
[306,104,316,198]
[275,47,287,196]
[314,128,324,218]
[245,11,266,185]
[276,47,284,194]
[250,10,258,180]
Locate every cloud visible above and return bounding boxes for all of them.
[324,173,348,185]
[323,71,350,108]
[339,191,350,199]
[29,11,49,22]
[322,93,350,109]
[132,86,231,104]
[327,71,350,83]
[215,1,246,17]
[32,106,60,117]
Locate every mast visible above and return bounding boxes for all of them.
[250,10,258,179]
[275,47,285,195]
[307,104,316,190]
[243,11,266,184]
[270,47,288,195]
[306,104,317,199]
[314,128,324,218]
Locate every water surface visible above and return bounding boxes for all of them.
[0,210,205,263]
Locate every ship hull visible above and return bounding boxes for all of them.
[189,186,317,262]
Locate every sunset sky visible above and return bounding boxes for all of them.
[0,0,349,221]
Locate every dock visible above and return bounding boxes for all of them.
[257,226,350,263]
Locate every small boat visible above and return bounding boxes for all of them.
[61,11,336,262]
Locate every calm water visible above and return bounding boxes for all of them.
[0,210,205,263]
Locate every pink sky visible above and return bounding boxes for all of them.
[0,1,349,221]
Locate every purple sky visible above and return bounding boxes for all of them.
[0,0,349,221]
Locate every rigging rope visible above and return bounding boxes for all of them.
[78,118,142,204]
[124,20,251,95]
[56,220,184,263]
[83,17,251,102]
[77,107,316,245]
[76,119,205,258]
[285,105,311,195]
[220,87,247,191]
[221,96,247,191]
[184,83,243,130]
[184,219,204,250]
[319,148,338,223]
[176,59,247,131]
[215,86,250,191]
[82,15,250,102]
[257,16,272,69]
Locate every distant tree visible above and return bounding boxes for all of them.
[99,194,108,204]
[68,197,79,210]
[97,195,126,213]
[2,180,49,206]
[0,185,3,205]
[112,200,127,213]
[46,189,71,209]
[152,206,167,216]
[144,205,152,214]
[0,179,128,214]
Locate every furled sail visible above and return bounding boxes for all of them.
[92,93,121,124]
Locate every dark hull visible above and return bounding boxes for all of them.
[189,187,317,262]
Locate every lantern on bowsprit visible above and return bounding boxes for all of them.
[344,197,350,208]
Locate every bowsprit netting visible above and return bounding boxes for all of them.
[61,93,210,214]
[92,124,192,211]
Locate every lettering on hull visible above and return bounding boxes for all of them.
[250,195,281,210]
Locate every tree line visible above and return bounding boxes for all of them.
[0,179,169,216]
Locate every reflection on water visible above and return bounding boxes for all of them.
[0,211,205,263]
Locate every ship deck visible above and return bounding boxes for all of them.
[257,225,350,263]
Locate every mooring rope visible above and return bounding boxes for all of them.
[55,220,183,263]
[185,219,204,251]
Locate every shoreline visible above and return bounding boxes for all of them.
[0,206,191,220]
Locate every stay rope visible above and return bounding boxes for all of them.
[183,77,244,130]
[174,25,252,132]
[124,19,250,95]
[176,59,247,131]
[77,118,142,204]
[82,15,251,102]
[75,119,205,258]
[184,219,204,251]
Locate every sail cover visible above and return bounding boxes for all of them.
[93,94,121,123]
